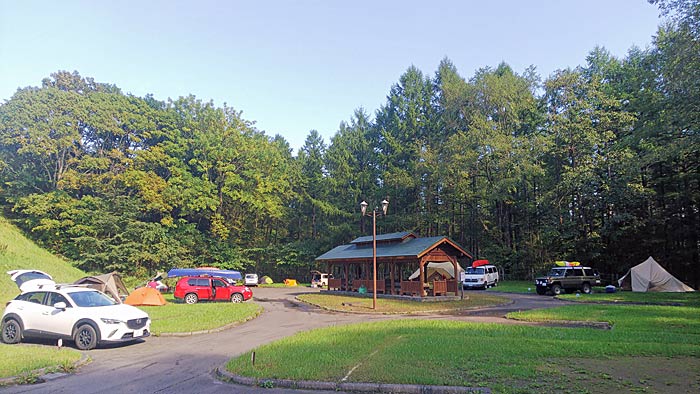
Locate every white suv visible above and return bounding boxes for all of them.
[2,270,151,350]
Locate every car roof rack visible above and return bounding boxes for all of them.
[36,283,91,290]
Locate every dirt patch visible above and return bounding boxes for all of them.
[507,357,700,394]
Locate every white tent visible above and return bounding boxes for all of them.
[618,257,695,292]
[408,262,463,281]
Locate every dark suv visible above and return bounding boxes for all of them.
[174,276,253,304]
[535,266,601,295]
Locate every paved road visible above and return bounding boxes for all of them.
[1,288,567,394]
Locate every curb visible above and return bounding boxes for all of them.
[215,366,490,393]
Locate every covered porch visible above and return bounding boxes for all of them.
[315,232,473,298]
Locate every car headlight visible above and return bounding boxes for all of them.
[101,318,124,324]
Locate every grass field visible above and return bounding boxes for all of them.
[298,292,509,313]
[483,280,533,293]
[0,217,86,303]
[142,293,262,335]
[558,290,700,306]
[0,344,82,385]
[226,303,700,393]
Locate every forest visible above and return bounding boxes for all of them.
[0,1,697,286]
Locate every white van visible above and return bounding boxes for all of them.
[462,265,499,289]
[311,271,330,288]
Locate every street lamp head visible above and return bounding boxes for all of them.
[381,199,389,215]
[360,200,368,216]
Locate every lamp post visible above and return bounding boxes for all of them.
[360,199,389,310]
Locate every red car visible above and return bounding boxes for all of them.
[173,276,252,304]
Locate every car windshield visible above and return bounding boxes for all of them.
[68,290,117,307]
[547,269,566,277]
[466,267,484,275]
[246,274,256,279]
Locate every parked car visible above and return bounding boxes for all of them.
[174,275,253,304]
[311,271,331,288]
[535,266,601,295]
[2,270,150,350]
[244,273,259,287]
[462,263,499,289]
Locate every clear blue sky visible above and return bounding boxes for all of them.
[1,0,662,152]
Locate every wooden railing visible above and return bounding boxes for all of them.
[432,280,447,296]
[351,279,385,293]
[328,278,343,291]
[447,279,458,294]
[400,281,422,296]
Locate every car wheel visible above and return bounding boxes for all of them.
[231,293,244,303]
[582,283,592,294]
[74,323,98,350]
[551,284,562,295]
[536,287,546,295]
[184,293,198,304]
[1,318,22,344]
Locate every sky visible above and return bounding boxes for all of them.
[1,0,663,153]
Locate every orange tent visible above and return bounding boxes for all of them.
[124,287,167,306]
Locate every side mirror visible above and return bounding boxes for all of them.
[54,302,67,310]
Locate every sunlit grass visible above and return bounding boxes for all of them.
[483,280,533,293]
[558,290,700,306]
[227,304,700,392]
[139,293,262,335]
[297,292,509,313]
[0,344,82,382]
[0,217,86,304]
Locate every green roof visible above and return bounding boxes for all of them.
[351,231,415,244]
[316,234,471,262]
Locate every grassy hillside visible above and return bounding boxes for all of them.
[0,216,85,303]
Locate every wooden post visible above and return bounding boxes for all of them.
[419,258,426,297]
[344,263,349,291]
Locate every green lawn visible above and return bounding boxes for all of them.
[141,293,262,335]
[558,290,700,306]
[0,344,82,385]
[298,293,509,313]
[484,280,533,293]
[226,303,700,393]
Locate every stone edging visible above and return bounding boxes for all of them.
[215,366,491,393]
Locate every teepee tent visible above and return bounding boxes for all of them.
[74,272,130,303]
[618,257,695,292]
